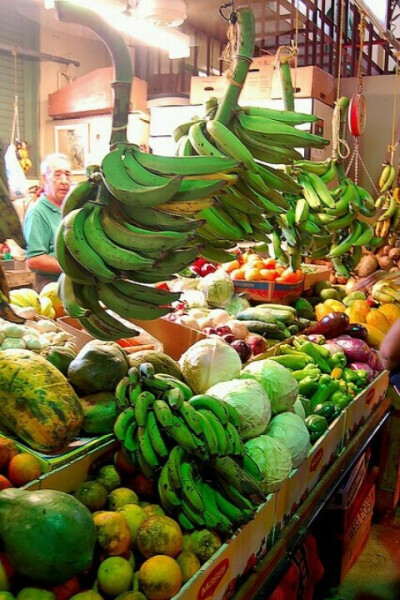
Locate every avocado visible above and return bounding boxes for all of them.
[320,288,342,302]
[314,281,333,296]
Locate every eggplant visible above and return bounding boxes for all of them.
[305,312,349,339]
[344,323,368,341]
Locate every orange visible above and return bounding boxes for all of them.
[96,465,122,492]
[351,299,371,319]
[0,438,19,471]
[108,488,139,510]
[189,529,222,563]
[378,303,400,324]
[136,516,183,558]
[138,555,182,600]
[69,592,104,600]
[0,476,13,491]
[117,504,148,546]
[143,504,165,518]
[97,556,133,596]
[366,309,391,334]
[176,551,201,583]
[74,481,108,513]
[93,511,131,556]
[244,267,261,282]
[7,453,42,486]
[230,268,245,280]
[15,589,55,599]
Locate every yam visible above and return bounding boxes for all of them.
[378,255,395,271]
[356,255,378,278]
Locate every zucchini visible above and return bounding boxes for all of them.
[238,320,280,336]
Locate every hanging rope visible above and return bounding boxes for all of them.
[356,11,366,92]
[10,48,20,144]
[387,51,400,165]
[335,0,346,101]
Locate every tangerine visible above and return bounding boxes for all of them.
[143,504,165,518]
[176,550,201,583]
[117,504,148,547]
[93,511,131,555]
[108,487,139,510]
[7,453,42,486]
[69,593,104,600]
[16,589,55,600]
[115,593,147,600]
[96,465,121,492]
[0,476,12,491]
[97,556,133,596]
[0,438,19,471]
[136,516,183,558]
[139,555,182,600]
[74,481,108,512]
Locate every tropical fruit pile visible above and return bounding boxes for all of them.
[223,250,304,283]
[0,437,43,489]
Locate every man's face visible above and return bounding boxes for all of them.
[43,158,72,206]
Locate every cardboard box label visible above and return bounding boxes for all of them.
[198,559,230,600]
[310,447,324,473]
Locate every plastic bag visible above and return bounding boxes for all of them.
[4,143,29,198]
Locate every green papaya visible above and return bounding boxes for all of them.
[68,340,128,392]
[0,488,96,584]
[81,392,117,435]
[41,344,77,375]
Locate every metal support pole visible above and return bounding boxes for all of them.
[0,42,80,67]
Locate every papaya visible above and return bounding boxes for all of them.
[0,488,96,585]
[68,340,128,393]
[81,392,117,435]
[0,349,83,452]
[41,345,77,375]
[127,351,183,380]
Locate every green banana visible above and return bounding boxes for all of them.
[57,273,90,319]
[134,391,155,427]
[102,144,182,207]
[166,415,203,453]
[153,399,173,428]
[198,409,228,456]
[188,120,226,158]
[136,425,159,470]
[62,207,116,281]
[158,463,182,512]
[178,402,204,436]
[189,394,230,425]
[238,105,319,126]
[62,179,93,217]
[112,278,179,307]
[119,201,205,233]
[96,281,169,320]
[328,221,363,258]
[55,221,95,284]
[302,171,336,208]
[167,445,186,490]
[113,407,136,442]
[179,461,204,513]
[205,119,258,172]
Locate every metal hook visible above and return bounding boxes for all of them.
[219,1,237,24]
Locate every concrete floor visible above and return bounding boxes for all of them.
[323,511,400,600]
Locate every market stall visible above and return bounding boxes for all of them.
[0,1,400,599]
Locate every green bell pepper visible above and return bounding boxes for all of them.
[298,375,320,397]
[309,379,340,411]
[327,351,347,369]
[305,414,328,444]
[312,401,336,424]
[295,341,332,373]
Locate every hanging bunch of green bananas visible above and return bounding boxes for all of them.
[171,100,331,268]
[113,363,264,534]
[280,158,380,278]
[375,164,400,242]
[55,144,246,340]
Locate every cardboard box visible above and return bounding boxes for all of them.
[343,370,389,445]
[233,279,303,304]
[303,264,332,290]
[175,495,275,600]
[48,67,148,119]
[327,451,369,511]
[190,75,228,106]
[190,62,335,107]
[25,436,117,492]
[1,432,114,475]
[274,409,347,536]
[271,64,335,106]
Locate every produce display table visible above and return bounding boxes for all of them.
[232,393,392,600]
[4,268,35,289]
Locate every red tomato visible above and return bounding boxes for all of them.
[263,257,276,269]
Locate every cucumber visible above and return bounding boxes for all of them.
[238,320,280,336]
[257,303,297,314]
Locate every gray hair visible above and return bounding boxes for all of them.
[40,153,71,177]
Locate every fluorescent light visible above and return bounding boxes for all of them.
[45,0,190,59]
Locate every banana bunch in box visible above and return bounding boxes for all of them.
[375,163,400,240]
[114,363,264,534]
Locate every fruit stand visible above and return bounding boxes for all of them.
[1,1,400,600]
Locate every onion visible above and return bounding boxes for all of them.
[226,319,249,340]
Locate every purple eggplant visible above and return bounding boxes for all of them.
[344,323,368,341]
[306,312,350,339]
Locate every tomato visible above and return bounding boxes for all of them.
[263,257,277,269]
[259,269,278,281]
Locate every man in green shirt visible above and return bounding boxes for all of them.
[23,153,71,291]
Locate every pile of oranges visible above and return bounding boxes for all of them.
[223,251,304,284]
[0,437,42,489]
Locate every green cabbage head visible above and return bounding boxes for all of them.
[241,359,298,414]
[206,378,271,440]
[266,412,310,468]
[200,269,234,308]
[244,435,292,493]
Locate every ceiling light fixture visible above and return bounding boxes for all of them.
[137,0,187,28]
[44,0,190,59]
